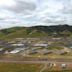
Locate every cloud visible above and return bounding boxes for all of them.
[0,0,72,28]
[6,0,36,14]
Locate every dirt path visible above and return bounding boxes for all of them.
[40,64,47,72]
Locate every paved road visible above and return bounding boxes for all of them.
[0,60,72,64]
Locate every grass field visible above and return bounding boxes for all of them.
[0,63,71,72]
[0,63,42,72]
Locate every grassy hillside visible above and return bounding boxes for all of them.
[0,25,72,40]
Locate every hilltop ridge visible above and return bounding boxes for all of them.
[0,24,72,39]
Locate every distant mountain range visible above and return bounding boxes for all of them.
[0,24,72,40]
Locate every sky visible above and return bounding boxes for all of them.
[0,0,72,28]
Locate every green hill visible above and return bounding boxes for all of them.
[0,25,72,40]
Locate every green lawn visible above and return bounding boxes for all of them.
[47,46,63,50]
[0,63,72,72]
[0,63,42,72]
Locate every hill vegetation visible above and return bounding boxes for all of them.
[0,24,72,39]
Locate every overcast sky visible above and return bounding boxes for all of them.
[0,0,72,28]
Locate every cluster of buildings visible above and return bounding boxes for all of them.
[0,37,71,56]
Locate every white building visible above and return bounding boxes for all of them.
[10,48,25,54]
[33,43,48,47]
[12,43,24,46]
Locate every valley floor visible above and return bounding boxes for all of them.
[0,55,72,72]
[0,61,72,72]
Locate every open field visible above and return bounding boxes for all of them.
[1,54,72,61]
[0,63,42,72]
[0,62,72,72]
[0,55,72,72]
